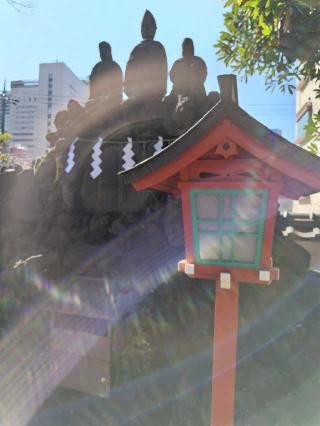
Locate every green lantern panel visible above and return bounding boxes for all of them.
[190,188,268,268]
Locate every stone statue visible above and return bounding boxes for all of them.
[89,41,123,103]
[46,110,69,147]
[67,99,83,119]
[170,38,207,99]
[124,10,168,100]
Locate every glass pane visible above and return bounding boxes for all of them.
[196,194,220,220]
[199,233,220,260]
[221,235,232,261]
[234,222,259,233]
[198,223,221,232]
[233,235,258,263]
[234,193,262,221]
[223,223,233,232]
[223,194,233,220]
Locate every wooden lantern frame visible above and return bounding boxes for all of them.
[178,180,281,285]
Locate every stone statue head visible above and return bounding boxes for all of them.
[99,41,112,62]
[67,99,81,113]
[54,110,69,130]
[141,10,157,40]
[182,38,195,58]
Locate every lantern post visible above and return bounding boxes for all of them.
[211,279,239,426]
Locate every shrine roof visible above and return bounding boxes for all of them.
[120,97,320,195]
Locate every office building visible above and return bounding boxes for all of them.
[9,80,39,156]
[8,62,89,159]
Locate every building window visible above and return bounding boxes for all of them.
[297,105,312,140]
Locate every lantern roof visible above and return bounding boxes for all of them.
[121,75,320,199]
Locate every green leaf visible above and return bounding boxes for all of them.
[224,0,234,7]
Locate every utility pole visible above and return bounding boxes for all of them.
[0,81,19,156]
[1,81,6,135]
[0,81,19,143]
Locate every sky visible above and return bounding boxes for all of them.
[0,0,296,140]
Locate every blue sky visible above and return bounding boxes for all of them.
[1,0,295,140]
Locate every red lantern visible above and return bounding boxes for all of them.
[121,75,320,426]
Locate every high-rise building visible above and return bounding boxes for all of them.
[9,80,39,156]
[8,62,89,159]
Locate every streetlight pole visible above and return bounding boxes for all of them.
[1,81,6,135]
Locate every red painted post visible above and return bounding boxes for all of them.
[211,280,239,426]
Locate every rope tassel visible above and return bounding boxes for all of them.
[90,137,103,179]
[122,137,135,170]
[65,137,79,173]
[153,136,164,155]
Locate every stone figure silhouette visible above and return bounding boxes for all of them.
[89,41,123,103]
[46,110,69,147]
[124,10,168,100]
[170,38,207,99]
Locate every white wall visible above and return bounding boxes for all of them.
[296,79,320,148]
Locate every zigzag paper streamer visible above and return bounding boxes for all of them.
[153,136,164,155]
[90,137,103,179]
[65,137,79,173]
[122,137,135,170]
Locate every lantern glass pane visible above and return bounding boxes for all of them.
[196,194,220,220]
[235,193,262,221]
[223,194,233,220]
[199,233,220,260]
[233,235,258,263]
[221,235,233,261]
[234,222,259,233]
[223,223,233,232]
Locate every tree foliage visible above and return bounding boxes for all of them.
[0,151,10,168]
[0,132,12,141]
[216,0,320,147]
[0,134,12,168]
